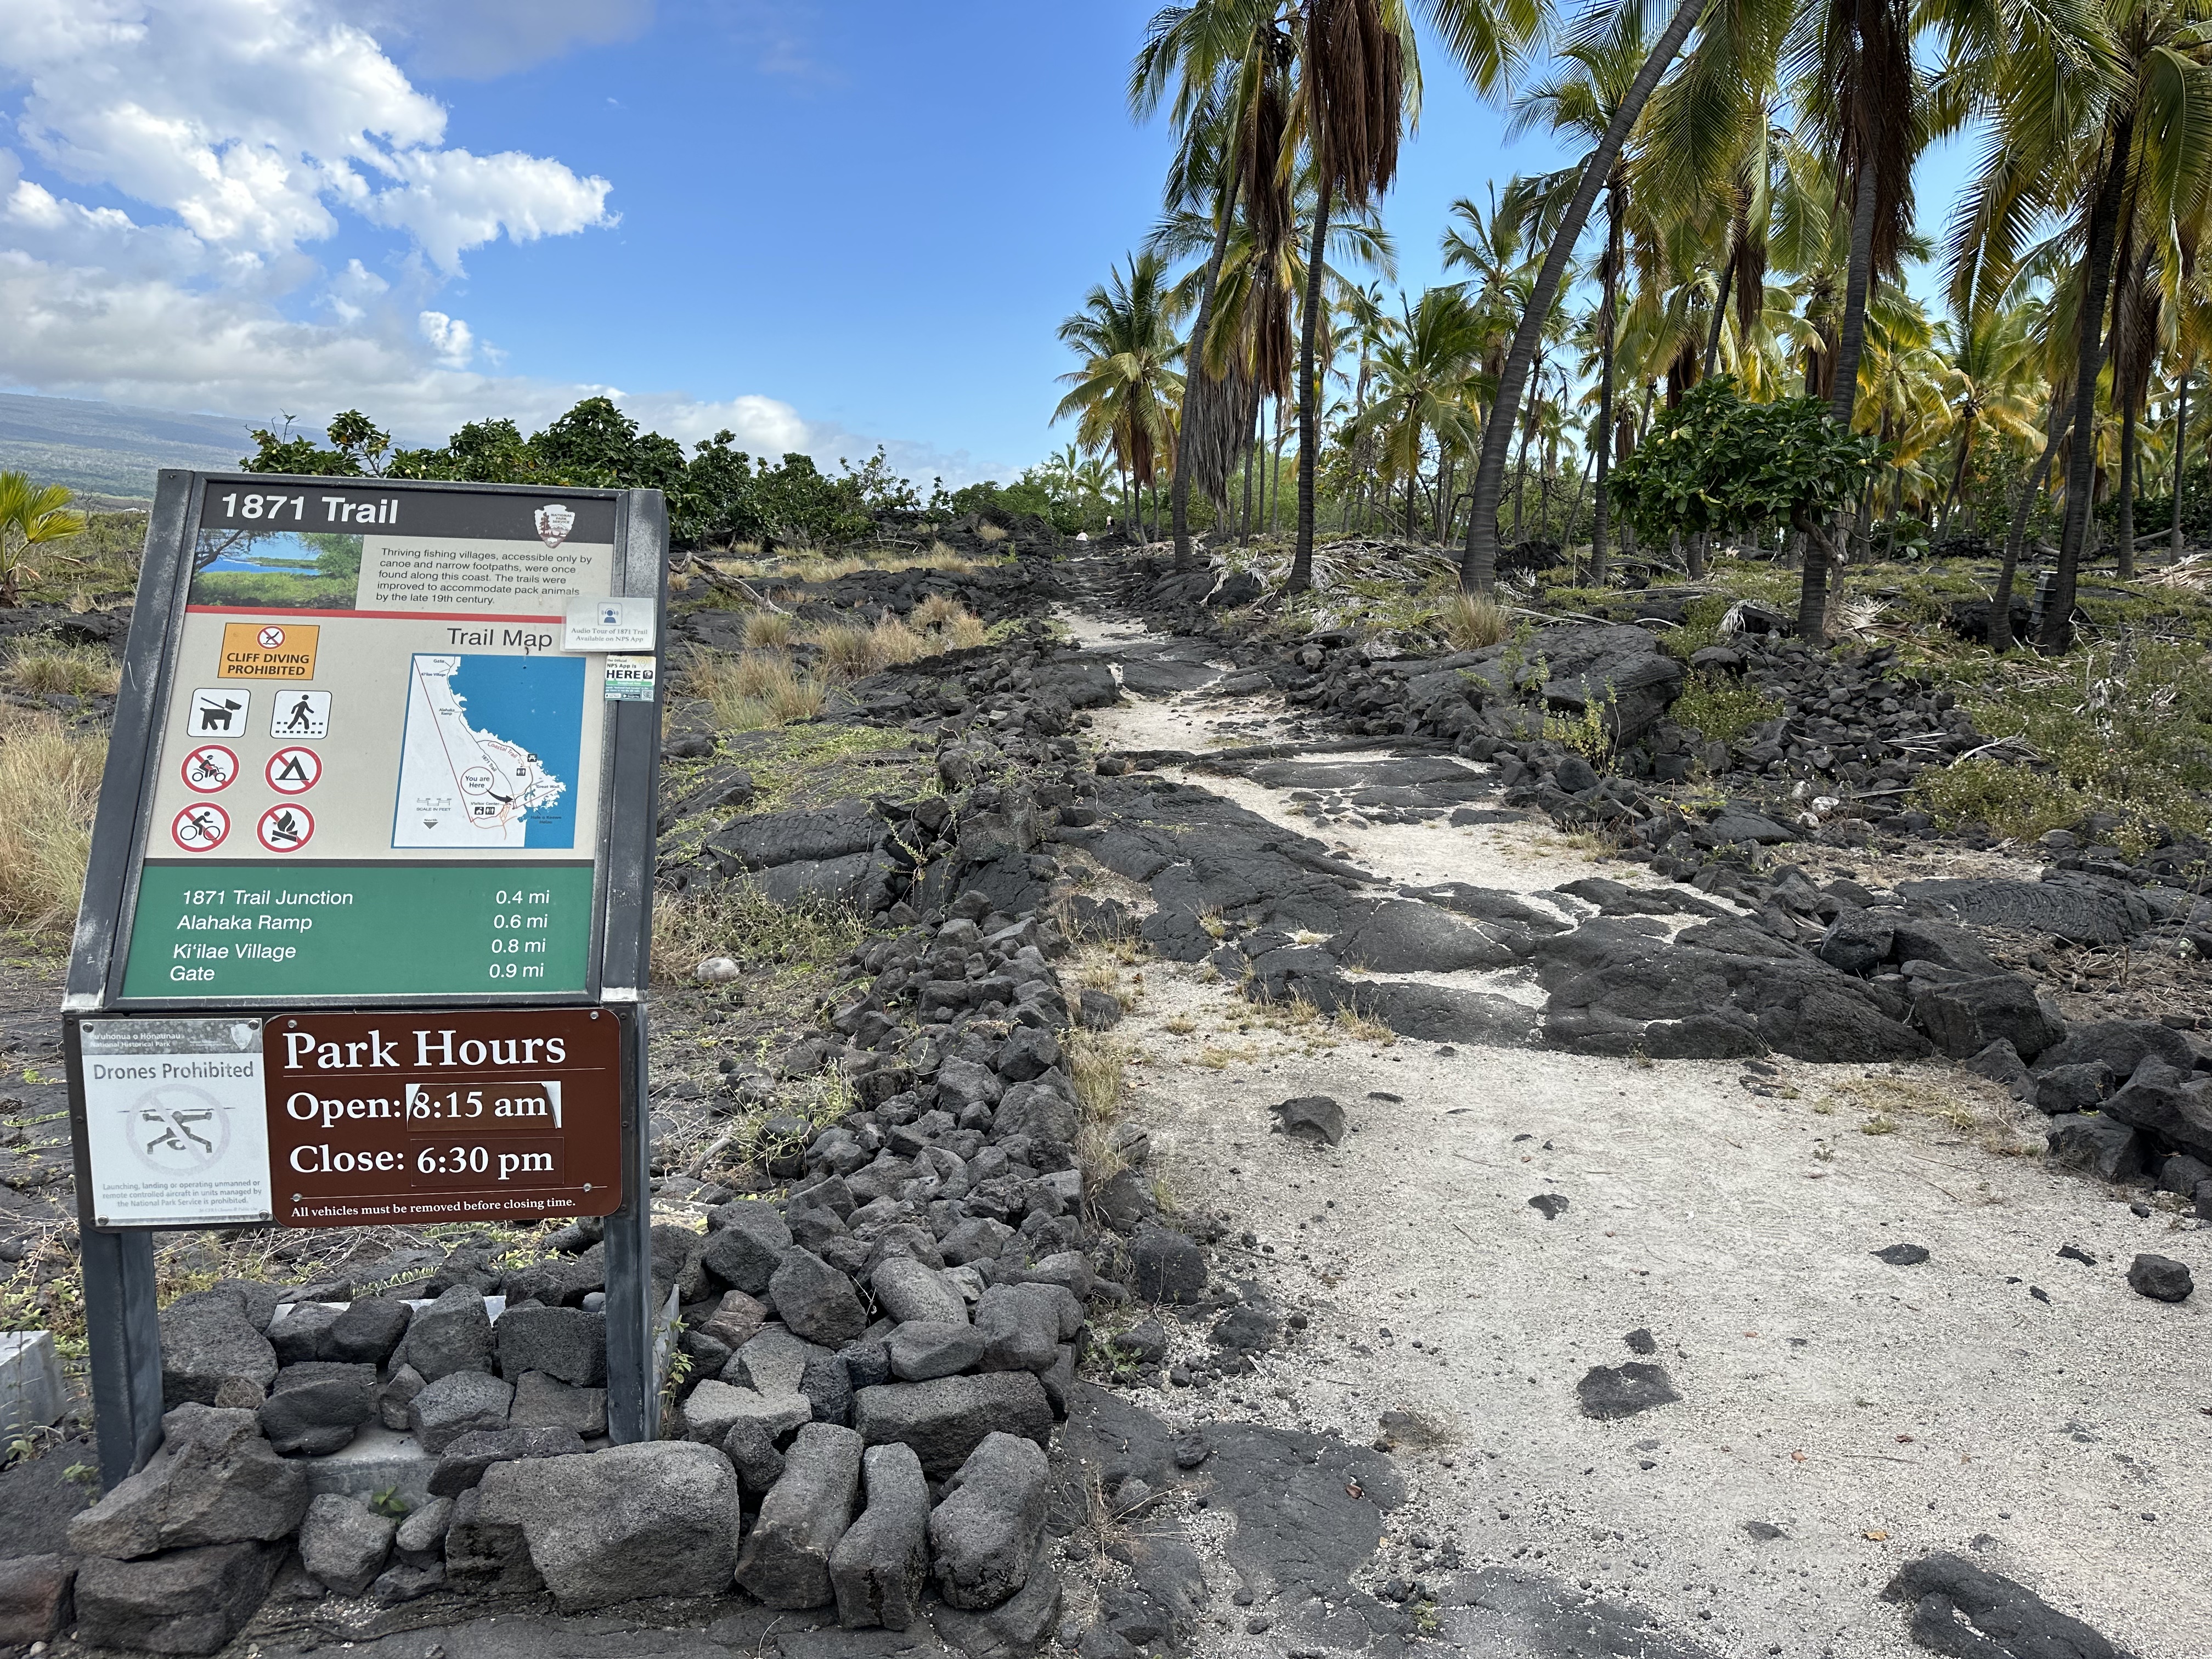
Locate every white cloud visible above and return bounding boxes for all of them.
[0,3,998,488]
[417,309,473,366]
[0,0,609,270]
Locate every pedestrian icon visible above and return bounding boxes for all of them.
[181,744,238,793]
[256,803,314,854]
[270,690,330,739]
[189,689,250,735]
[266,746,323,794]
[171,802,230,852]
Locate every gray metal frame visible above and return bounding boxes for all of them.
[67,472,668,1483]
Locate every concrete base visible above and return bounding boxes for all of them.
[301,1425,438,1508]
[1,1331,65,1442]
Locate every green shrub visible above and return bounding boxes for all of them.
[1912,758,2095,843]
[1671,670,1781,744]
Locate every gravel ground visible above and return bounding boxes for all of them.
[1073,620,2212,1659]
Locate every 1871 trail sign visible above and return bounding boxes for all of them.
[64,472,668,1484]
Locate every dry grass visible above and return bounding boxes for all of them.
[1820,1070,2042,1158]
[1437,591,1510,651]
[682,648,827,730]
[649,882,864,986]
[1067,1030,1135,1194]
[0,710,105,930]
[4,642,120,698]
[742,610,796,650]
[976,522,1010,544]
[714,543,997,583]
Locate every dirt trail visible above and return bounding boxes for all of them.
[1057,599,2210,1659]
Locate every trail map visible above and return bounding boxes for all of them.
[393,654,583,849]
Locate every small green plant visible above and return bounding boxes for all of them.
[1543,684,1619,772]
[650,882,866,986]
[65,1461,99,1491]
[1672,670,1784,746]
[369,1485,411,1519]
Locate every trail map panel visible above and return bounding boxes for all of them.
[120,481,631,1002]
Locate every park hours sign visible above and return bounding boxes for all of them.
[64,472,670,1479]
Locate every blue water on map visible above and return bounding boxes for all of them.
[445,655,585,849]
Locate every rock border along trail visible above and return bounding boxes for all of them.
[1047,557,2208,1659]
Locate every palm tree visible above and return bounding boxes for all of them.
[1449,0,1716,594]
[1288,0,1417,594]
[1345,286,1488,539]
[1053,254,1187,541]
[0,472,85,607]
[1133,0,1293,568]
[1929,297,2044,538]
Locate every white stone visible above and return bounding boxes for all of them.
[0,1331,65,1441]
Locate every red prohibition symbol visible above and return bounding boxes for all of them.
[256,803,314,853]
[181,744,238,793]
[171,802,230,851]
[266,746,322,794]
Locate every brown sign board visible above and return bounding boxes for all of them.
[262,1007,623,1228]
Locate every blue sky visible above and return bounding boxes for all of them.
[0,2,1978,487]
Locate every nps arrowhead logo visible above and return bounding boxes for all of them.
[534,504,576,548]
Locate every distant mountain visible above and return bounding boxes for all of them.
[0,392,255,504]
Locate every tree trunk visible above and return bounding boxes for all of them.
[1937,415,1974,539]
[1993,393,2067,653]
[1288,177,1334,594]
[2042,115,2134,653]
[1461,0,1706,592]
[1510,371,1539,544]
[1702,250,1736,380]
[2117,376,2139,580]
[2174,370,2190,561]
[1171,142,1246,571]
[1240,425,1256,544]
[1688,532,1706,579]
[1592,189,1621,587]
[1800,137,1881,645]
[1271,400,1288,536]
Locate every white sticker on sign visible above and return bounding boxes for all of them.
[79,1019,272,1228]
[602,654,658,702]
[563,595,657,653]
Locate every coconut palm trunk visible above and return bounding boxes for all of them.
[2173,371,2191,561]
[1591,189,1623,586]
[1459,0,1706,594]
[1992,393,2068,653]
[1171,154,1248,571]
[1797,151,1882,644]
[2041,116,2134,653]
[1288,177,1335,592]
[2117,383,2140,580]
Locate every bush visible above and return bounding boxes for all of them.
[1913,758,2095,843]
[1671,670,1782,744]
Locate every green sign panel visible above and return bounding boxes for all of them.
[122,863,594,998]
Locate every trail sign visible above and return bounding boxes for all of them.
[66,472,668,1487]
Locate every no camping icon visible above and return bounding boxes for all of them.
[266,747,321,794]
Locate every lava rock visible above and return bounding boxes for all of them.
[298,1494,396,1596]
[679,1380,811,1444]
[1269,1095,1347,1147]
[473,1441,741,1612]
[72,1542,281,1656]
[1126,1226,1207,1305]
[736,1421,865,1609]
[494,1305,606,1387]
[400,1285,495,1382]
[1909,975,2066,1063]
[325,1298,412,1367]
[1883,1552,2134,1659]
[67,1404,310,1559]
[1527,1194,1569,1220]
[770,1248,870,1346]
[703,1204,794,1296]
[1872,1243,1931,1266]
[2044,1114,2149,1183]
[930,1431,1050,1611]
[428,1425,588,1497]
[2097,1058,2212,1161]
[256,1361,379,1455]
[829,1441,931,1631]
[509,1370,607,1438]
[407,1369,514,1455]
[268,1302,341,1365]
[888,1319,988,1381]
[872,1254,969,1325]
[723,1419,787,1495]
[1575,1362,1680,1421]
[159,1288,279,1408]
[974,1283,1076,1374]
[2126,1254,2194,1302]
[0,1553,76,1646]
[1327,903,1517,974]
[854,1371,1054,1479]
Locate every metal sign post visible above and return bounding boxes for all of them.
[64,471,667,1486]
